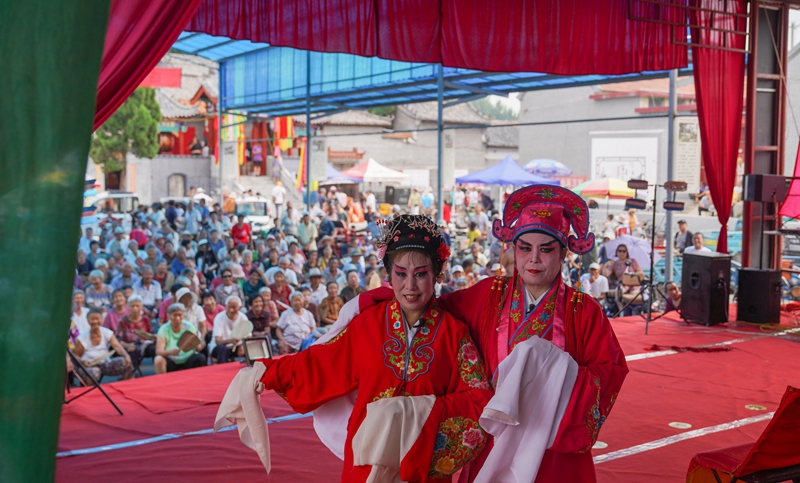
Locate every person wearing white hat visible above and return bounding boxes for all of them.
[579,262,609,302]
[307,267,327,305]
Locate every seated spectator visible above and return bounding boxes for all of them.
[211,296,250,364]
[155,303,207,374]
[579,263,609,302]
[241,249,257,275]
[170,247,188,276]
[73,309,133,382]
[213,268,245,307]
[339,269,365,303]
[307,268,327,305]
[71,289,90,335]
[154,260,174,298]
[201,290,225,345]
[318,282,343,326]
[454,276,470,291]
[270,270,293,313]
[115,295,155,370]
[102,289,129,332]
[683,233,711,254]
[299,286,320,324]
[143,243,163,271]
[665,281,682,312]
[133,265,162,319]
[286,241,306,274]
[246,295,271,336]
[303,251,320,277]
[364,267,381,290]
[463,242,489,268]
[276,291,316,354]
[176,287,208,341]
[85,270,114,312]
[76,248,93,284]
[243,268,266,307]
[111,262,141,290]
[323,257,341,284]
[262,248,280,271]
[259,287,280,322]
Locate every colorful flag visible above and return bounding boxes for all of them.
[296,137,306,191]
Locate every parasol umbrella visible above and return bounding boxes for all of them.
[601,235,660,270]
[572,178,635,199]
[524,158,573,178]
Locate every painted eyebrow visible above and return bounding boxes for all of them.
[394,264,407,272]
[540,240,559,247]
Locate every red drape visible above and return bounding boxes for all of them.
[186,0,688,75]
[689,0,747,254]
[94,0,203,129]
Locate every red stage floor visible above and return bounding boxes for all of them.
[56,312,800,483]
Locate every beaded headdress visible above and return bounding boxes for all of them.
[376,214,450,263]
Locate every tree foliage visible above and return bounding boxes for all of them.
[90,88,161,173]
[470,97,518,121]
[368,106,396,117]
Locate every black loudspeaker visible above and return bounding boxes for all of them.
[384,187,411,205]
[743,174,788,203]
[681,252,731,325]
[737,268,782,324]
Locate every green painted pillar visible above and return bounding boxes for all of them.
[0,1,111,482]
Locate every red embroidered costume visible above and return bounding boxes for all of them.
[258,215,493,483]
[354,186,629,482]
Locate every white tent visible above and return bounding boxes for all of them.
[341,158,408,183]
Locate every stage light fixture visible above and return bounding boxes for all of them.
[243,336,273,367]
[663,201,685,211]
[663,181,688,192]
[627,179,650,190]
[625,198,647,210]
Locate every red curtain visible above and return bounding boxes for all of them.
[186,0,688,74]
[94,0,203,129]
[689,0,747,253]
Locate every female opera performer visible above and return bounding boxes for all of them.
[246,215,494,482]
[325,185,629,483]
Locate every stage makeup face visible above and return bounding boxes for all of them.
[390,250,436,325]
[514,231,565,299]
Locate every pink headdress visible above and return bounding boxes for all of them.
[492,185,595,254]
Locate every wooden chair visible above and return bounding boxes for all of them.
[686,386,800,483]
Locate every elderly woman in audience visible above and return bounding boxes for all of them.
[269,269,293,313]
[85,269,114,311]
[241,249,256,275]
[154,260,174,297]
[317,281,343,327]
[74,308,133,382]
[201,290,224,345]
[102,289,129,332]
[116,294,155,370]
[214,267,245,304]
[71,289,91,335]
[155,303,207,374]
[259,286,280,322]
[211,296,250,364]
[275,291,316,354]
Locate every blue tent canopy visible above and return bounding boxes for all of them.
[456,156,559,186]
[322,163,360,184]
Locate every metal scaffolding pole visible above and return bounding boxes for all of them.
[306,49,312,210]
[437,64,444,220]
[665,69,678,284]
[218,81,224,209]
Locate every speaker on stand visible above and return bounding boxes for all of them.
[681,252,731,325]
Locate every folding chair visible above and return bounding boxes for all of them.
[686,386,800,483]
[65,350,123,415]
[613,273,645,317]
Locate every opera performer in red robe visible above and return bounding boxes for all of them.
[321,185,628,483]
[216,215,493,483]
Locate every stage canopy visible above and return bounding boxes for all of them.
[323,162,360,184]
[456,155,558,187]
[171,30,693,117]
[340,158,408,183]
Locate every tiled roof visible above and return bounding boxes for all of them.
[484,124,519,148]
[398,101,489,124]
[156,53,219,103]
[294,110,393,127]
[328,148,366,160]
[156,90,201,119]
[596,77,695,97]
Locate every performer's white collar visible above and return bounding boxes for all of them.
[524,287,544,316]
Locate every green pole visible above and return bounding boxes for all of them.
[0,1,111,482]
